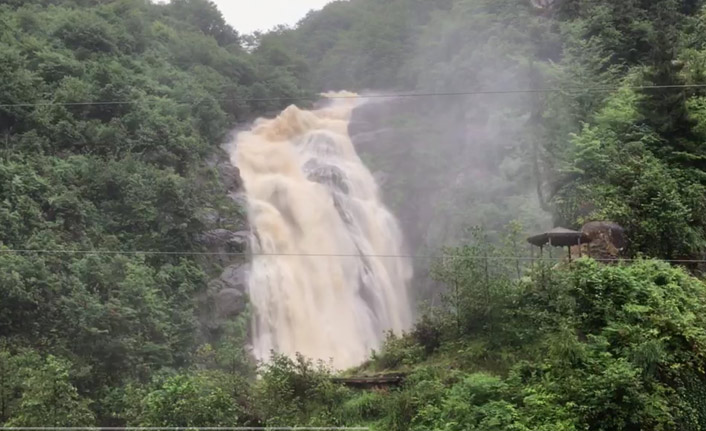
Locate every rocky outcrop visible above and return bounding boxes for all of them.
[304,159,350,194]
[196,149,252,340]
[582,221,626,260]
[220,262,249,290]
[570,221,627,261]
[216,287,246,318]
[583,221,626,249]
[209,262,249,318]
[207,152,243,193]
[198,228,248,250]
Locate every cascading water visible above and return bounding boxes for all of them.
[228,92,412,370]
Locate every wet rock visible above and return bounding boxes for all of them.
[197,229,250,253]
[301,132,343,157]
[208,278,228,292]
[332,194,354,225]
[220,262,249,290]
[229,231,250,252]
[228,191,249,208]
[204,263,249,319]
[218,162,242,192]
[205,150,243,193]
[304,160,350,194]
[196,229,230,248]
[215,288,246,317]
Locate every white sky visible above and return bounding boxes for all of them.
[210,0,336,34]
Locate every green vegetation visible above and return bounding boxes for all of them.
[0,0,308,425]
[283,0,706,263]
[153,242,706,431]
[3,0,706,429]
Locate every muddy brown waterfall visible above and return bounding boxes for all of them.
[227,92,413,370]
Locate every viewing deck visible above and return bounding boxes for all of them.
[331,373,407,389]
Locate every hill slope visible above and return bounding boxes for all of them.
[0,0,309,425]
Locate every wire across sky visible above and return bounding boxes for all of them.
[0,248,703,264]
[1,84,706,109]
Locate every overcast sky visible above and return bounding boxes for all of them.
[209,0,336,34]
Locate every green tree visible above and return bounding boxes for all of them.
[125,373,239,427]
[4,355,95,427]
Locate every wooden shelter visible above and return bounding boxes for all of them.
[527,227,590,261]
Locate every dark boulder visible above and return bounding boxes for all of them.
[206,151,243,193]
[215,263,249,317]
[215,288,246,318]
[580,221,627,260]
[218,162,243,192]
[304,159,350,194]
[220,262,249,291]
[203,263,249,320]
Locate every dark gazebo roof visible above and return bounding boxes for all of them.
[527,227,590,247]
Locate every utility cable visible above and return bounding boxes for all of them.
[0,248,703,264]
[2,84,706,109]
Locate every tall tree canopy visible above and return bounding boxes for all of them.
[4,0,706,429]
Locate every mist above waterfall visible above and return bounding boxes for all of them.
[227,93,412,370]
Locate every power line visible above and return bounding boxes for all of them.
[0,248,703,264]
[2,84,706,109]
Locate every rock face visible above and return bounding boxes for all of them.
[207,152,243,193]
[194,228,250,267]
[582,221,626,250]
[196,149,251,340]
[583,221,626,261]
[197,229,249,252]
[571,221,627,261]
[201,261,250,331]
[215,286,246,318]
[218,162,243,193]
[220,262,249,291]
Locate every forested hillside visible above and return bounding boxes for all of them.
[4,0,706,429]
[0,0,309,425]
[282,0,706,263]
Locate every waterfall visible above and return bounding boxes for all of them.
[228,92,412,370]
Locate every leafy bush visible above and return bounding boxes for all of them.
[370,332,425,370]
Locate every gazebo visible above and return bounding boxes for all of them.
[527,227,590,261]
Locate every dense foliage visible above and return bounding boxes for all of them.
[4,0,706,429]
[0,0,309,425]
[280,0,706,263]
[116,238,706,431]
[60,246,706,431]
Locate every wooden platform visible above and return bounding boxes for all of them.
[331,373,407,389]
